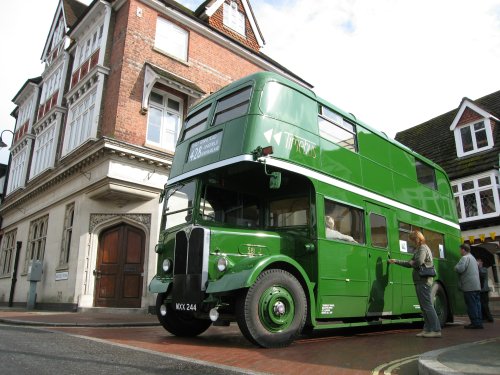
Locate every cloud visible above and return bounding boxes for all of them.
[252,0,500,137]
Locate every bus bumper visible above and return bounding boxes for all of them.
[149,275,172,294]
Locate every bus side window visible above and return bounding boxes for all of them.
[324,199,365,243]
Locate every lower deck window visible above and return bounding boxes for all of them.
[324,199,364,243]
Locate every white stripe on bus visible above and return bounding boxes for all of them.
[167,155,460,230]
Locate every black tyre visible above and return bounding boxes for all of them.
[155,293,211,337]
[236,269,307,348]
[432,283,449,327]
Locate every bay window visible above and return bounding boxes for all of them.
[453,173,500,221]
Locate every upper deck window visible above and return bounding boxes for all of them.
[318,106,357,152]
[416,159,437,190]
[182,105,211,141]
[212,86,251,126]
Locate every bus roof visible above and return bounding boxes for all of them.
[188,71,447,175]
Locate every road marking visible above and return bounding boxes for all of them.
[372,354,420,375]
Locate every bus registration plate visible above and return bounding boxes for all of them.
[175,303,197,311]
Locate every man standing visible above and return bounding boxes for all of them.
[477,258,494,323]
[455,244,483,329]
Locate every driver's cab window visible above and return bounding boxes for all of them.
[269,197,309,227]
[200,184,260,228]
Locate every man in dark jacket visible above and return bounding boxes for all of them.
[477,257,494,322]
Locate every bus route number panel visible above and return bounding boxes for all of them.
[188,132,223,163]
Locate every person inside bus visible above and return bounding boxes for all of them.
[388,230,442,338]
[325,216,357,243]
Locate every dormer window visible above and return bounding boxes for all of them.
[450,99,497,158]
[223,1,245,36]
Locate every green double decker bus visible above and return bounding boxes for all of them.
[149,72,463,348]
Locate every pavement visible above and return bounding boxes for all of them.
[1,301,499,375]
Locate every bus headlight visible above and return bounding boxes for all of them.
[217,257,228,272]
[162,258,172,273]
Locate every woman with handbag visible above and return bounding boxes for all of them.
[388,230,441,338]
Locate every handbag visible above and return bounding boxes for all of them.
[418,264,436,277]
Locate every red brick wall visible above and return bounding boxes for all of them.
[208,0,260,52]
[457,107,483,126]
[103,0,264,146]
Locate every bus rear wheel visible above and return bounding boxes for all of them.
[236,269,307,348]
[155,293,212,337]
[432,283,449,327]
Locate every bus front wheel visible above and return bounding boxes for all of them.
[432,283,449,327]
[155,293,212,337]
[236,269,307,348]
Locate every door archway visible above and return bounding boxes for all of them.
[94,223,145,308]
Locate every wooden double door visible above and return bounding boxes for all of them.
[94,224,145,308]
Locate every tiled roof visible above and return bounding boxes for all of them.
[395,90,500,180]
[63,0,88,28]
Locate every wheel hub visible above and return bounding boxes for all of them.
[273,301,286,316]
[258,286,295,332]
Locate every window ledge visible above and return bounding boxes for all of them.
[144,142,175,156]
[152,46,190,67]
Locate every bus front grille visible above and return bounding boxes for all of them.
[172,227,208,303]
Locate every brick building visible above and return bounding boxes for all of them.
[0,0,309,311]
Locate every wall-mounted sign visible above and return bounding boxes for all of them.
[55,271,68,281]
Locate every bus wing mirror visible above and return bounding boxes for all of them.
[269,172,281,189]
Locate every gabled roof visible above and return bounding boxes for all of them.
[41,0,88,61]
[195,0,265,48]
[449,98,500,130]
[395,89,500,180]
[12,77,43,104]
[63,0,88,26]
[158,0,311,87]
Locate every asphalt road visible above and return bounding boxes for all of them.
[0,324,252,375]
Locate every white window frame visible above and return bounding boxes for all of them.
[59,203,75,267]
[7,148,28,194]
[454,119,494,157]
[146,90,183,152]
[155,17,188,61]
[452,171,500,222]
[74,23,103,72]
[223,1,246,36]
[64,89,97,155]
[30,122,56,178]
[24,215,49,273]
[0,230,17,277]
